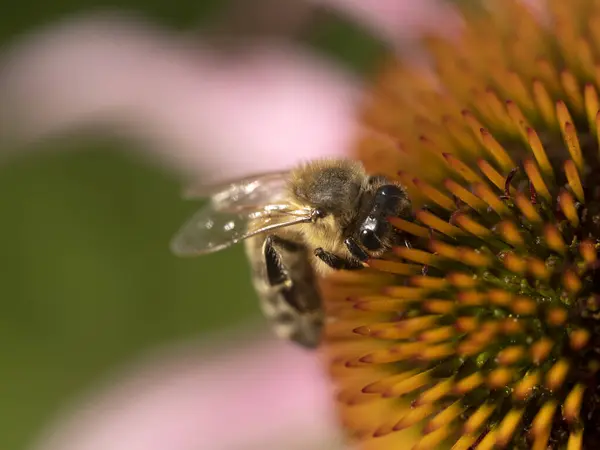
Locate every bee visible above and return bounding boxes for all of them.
[170,158,412,348]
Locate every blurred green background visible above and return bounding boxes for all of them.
[0,1,389,449]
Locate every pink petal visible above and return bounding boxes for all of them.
[0,13,361,184]
[308,0,461,46]
[135,42,363,185]
[32,329,343,450]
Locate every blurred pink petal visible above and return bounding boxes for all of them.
[0,13,361,184]
[32,329,343,450]
[136,43,362,185]
[310,0,461,47]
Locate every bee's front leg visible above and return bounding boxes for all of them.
[344,237,369,261]
[314,248,364,271]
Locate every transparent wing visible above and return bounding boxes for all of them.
[183,170,290,212]
[170,202,312,257]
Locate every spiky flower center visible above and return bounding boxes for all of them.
[324,1,600,449]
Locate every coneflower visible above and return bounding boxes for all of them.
[323,1,600,449]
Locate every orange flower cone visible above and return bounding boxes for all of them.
[322,1,600,448]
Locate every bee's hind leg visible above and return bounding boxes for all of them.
[314,248,364,271]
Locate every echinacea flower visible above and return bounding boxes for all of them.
[325,0,600,449]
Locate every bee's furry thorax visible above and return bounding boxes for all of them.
[288,158,367,226]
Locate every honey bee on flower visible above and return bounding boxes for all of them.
[172,159,413,348]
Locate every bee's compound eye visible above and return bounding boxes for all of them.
[378,185,404,197]
[360,228,381,251]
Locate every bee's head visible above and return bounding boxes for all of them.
[289,159,365,221]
